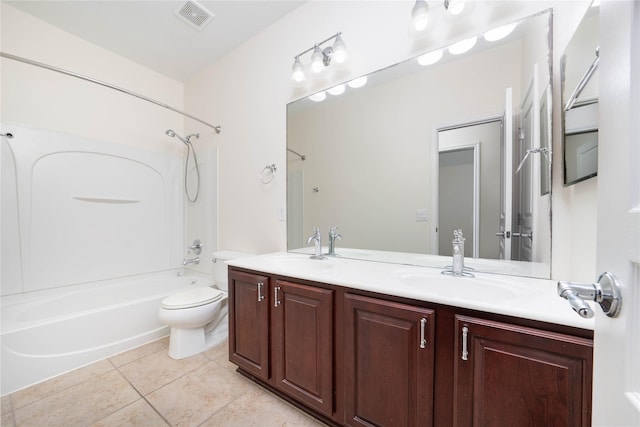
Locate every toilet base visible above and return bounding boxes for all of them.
[167,313,228,359]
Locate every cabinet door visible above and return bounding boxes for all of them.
[344,293,435,427]
[228,269,270,381]
[453,315,593,427]
[272,280,334,416]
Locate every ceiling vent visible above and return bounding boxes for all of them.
[175,1,214,31]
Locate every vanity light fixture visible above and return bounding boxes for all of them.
[327,84,346,96]
[411,0,430,32]
[484,22,518,42]
[291,57,305,83]
[444,0,465,16]
[347,76,368,88]
[290,32,347,83]
[448,36,477,55]
[309,92,327,102]
[417,49,443,66]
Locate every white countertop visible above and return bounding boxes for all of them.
[227,252,594,331]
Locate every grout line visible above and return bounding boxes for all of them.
[112,363,173,426]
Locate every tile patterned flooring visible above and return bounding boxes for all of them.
[1,338,327,427]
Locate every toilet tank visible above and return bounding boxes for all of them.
[212,251,253,291]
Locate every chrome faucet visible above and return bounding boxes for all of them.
[327,227,342,256]
[442,229,473,277]
[306,227,326,260]
[451,229,465,276]
[182,257,200,266]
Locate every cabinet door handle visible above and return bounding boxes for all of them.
[461,326,469,361]
[257,282,265,302]
[419,318,427,349]
[274,286,281,307]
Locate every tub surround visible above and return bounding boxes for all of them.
[227,252,594,330]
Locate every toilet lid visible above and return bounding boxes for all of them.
[161,287,223,310]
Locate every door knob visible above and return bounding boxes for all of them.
[495,231,511,238]
[557,272,622,318]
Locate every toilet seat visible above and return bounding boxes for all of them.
[161,287,223,310]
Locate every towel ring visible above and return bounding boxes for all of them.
[261,164,277,184]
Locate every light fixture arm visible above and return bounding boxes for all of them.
[294,32,342,60]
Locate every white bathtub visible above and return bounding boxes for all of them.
[0,270,213,396]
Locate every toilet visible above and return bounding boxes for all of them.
[158,250,250,359]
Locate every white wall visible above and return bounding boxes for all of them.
[185,0,596,281]
[0,3,184,155]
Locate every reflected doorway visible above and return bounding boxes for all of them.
[437,119,503,259]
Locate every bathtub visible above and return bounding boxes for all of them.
[0,270,213,396]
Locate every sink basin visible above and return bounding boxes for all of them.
[395,269,544,304]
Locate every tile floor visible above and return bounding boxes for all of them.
[1,338,327,427]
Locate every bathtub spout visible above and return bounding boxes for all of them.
[182,257,200,266]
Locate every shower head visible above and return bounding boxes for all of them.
[165,129,189,145]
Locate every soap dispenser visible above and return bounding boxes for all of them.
[452,229,465,276]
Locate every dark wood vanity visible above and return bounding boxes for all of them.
[228,266,593,427]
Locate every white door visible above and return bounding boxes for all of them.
[592,1,640,425]
[499,88,513,260]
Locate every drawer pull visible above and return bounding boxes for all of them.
[257,282,265,302]
[274,286,281,307]
[461,326,469,361]
[420,318,427,349]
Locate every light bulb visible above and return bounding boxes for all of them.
[411,0,429,32]
[347,76,368,88]
[291,57,305,83]
[310,46,324,74]
[417,49,443,66]
[448,36,477,55]
[332,34,348,64]
[445,0,465,16]
[484,23,517,42]
[327,84,346,96]
[309,91,326,102]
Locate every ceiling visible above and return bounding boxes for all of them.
[5,0,306,82]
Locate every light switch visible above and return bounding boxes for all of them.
[416,209,429,222]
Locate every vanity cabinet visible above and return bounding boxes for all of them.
[343,293,435,427]
[452,315,593,427]
[228,266,593,427]
[228,269,336,418]
[228,269,271,381]
[272,279,334,416]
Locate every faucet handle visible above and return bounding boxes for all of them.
[307,227,321,245]
[330,227,342,240]
[188,239,202,255]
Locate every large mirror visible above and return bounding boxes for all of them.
[562,3,599,186]
[287,10,552,279]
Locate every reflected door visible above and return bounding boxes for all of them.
[513,69,539,262]
[438,147,476,257]
[499,88,514,260]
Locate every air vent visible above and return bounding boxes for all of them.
[175,1,214,30]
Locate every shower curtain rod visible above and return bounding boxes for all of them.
[287,148,306,160]
[0,52,222,133]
